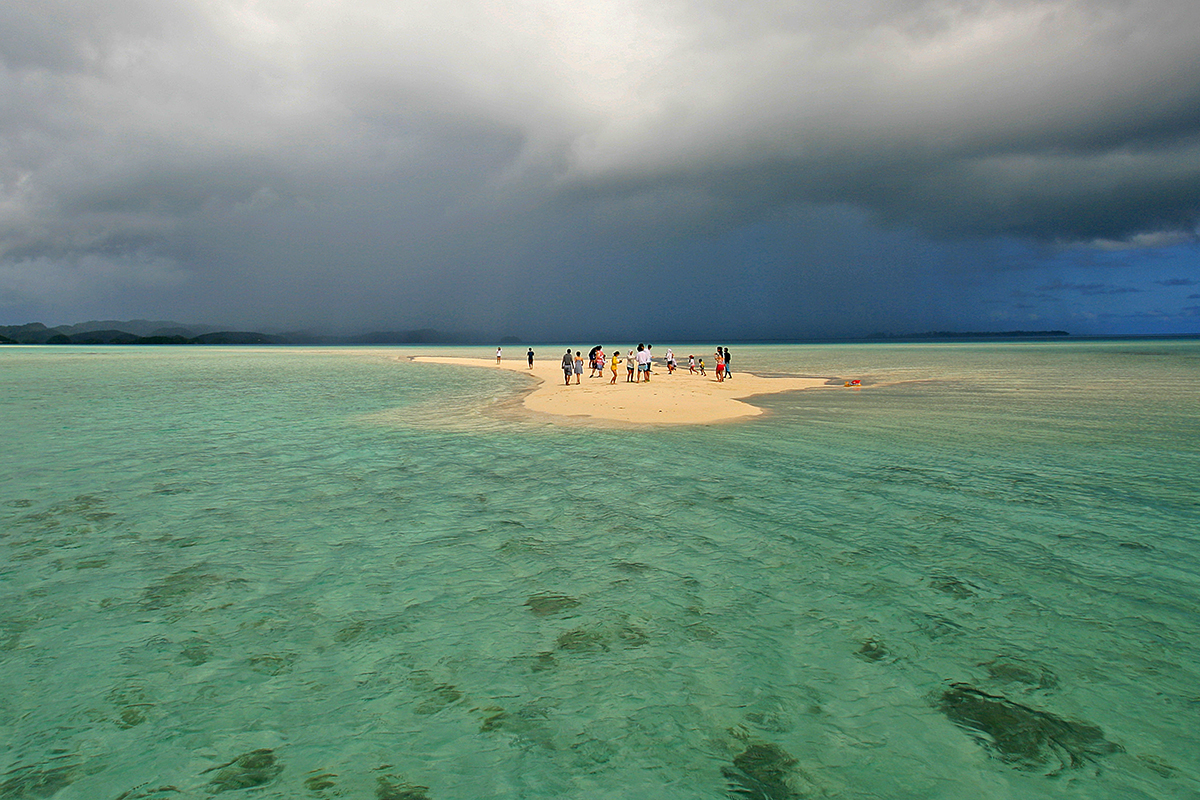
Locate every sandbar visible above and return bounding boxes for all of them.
[411,353,831,425]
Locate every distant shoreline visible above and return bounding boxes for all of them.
[9,333,1200,347]
[868,330,1069,339]
[4,319,1197,347]
[0,323,472,346]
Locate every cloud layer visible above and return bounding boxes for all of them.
[2,0,1199,336]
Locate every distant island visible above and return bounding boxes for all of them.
[0,320,503,346]
[0,320,1074,346]
[867,330,1070,339]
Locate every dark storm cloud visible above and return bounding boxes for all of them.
[2,0,1199,334]
[548,0,1200,243]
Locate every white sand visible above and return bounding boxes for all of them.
[412,353,832,424]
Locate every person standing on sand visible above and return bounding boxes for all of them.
[635,343,651,382]
[627,350,636,382]
[496,347,502,364]
[715,348,725,382]
[723,347,731,378]
[527,347,535,369]
[610,351,621,384]
[561,348,574,385]
[573,351,584,384]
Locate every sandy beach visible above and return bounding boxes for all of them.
[412,352,832,424]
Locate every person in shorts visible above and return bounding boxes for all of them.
[636,343,652,382]
[561,348,574,385]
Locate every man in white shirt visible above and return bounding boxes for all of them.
[635,343,652,383]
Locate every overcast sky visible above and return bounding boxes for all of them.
[2,0,1199,339]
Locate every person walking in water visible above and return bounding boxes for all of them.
[561,348,574,385]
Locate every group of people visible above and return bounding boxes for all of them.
[676,348,732,379]
[553,345,651,385]
[531,344,731,386]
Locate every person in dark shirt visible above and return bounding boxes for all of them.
[561,348,574,385]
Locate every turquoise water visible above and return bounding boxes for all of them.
[2,341,1198,799]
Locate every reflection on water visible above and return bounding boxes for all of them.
[1,342,1198,798]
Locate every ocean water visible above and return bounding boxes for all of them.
[1,341,1198,799]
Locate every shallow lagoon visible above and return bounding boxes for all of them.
[2,341,1198,798]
